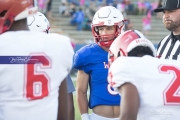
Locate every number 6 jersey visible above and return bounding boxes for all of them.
[0,31,74,120]
[108,55,180,120]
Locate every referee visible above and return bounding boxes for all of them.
[154,0,180,60]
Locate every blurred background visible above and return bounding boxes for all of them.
[38,0,168,119]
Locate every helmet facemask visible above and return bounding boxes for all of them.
[91,6,125,47]
[92,21,125,47]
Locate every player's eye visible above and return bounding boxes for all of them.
[98,27,104,31]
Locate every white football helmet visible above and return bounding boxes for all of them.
[91,6,125,47]
[27,12,50,33]
[108,30,156,65]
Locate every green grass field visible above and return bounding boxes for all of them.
[73,94,81,120]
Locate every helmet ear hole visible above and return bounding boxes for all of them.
[4,19,11,26]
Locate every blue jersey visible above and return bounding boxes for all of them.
[73,43,120,109]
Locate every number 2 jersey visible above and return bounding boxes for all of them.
[73,43,120,109]
[0,31,74,120]
[108,55,180,120]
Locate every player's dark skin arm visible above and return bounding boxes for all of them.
[118,83,139,120]
[57,78,68,120]
[67,92,75,120]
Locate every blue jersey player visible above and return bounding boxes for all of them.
[73,6,125,120]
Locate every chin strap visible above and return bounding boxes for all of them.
[99,39,114,47]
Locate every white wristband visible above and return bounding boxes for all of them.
[81,113,90,120]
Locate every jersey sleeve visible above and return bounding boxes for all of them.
[73,45,92,73]
[108,57,135,93]
[66,74,75,93]
[73,49,84,70]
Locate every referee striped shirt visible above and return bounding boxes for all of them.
[157,33,180,60]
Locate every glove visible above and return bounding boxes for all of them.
[81,113,90,120]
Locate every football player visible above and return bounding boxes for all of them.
[108,30,180,120]
[0,0,74,120]
[27,11,75,120]
[73,6,125,120]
